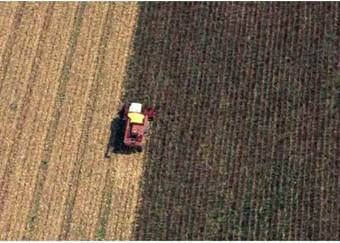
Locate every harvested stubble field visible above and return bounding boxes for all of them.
[0,2,339,241]
[0,2,141,240]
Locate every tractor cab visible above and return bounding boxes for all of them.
[128,102,143,114]
[127,112,144,125]
[122,102,156,151]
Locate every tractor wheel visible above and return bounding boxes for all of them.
[118,107,125,119]
[136,146,143,152]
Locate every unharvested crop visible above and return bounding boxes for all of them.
[124,2,340,240]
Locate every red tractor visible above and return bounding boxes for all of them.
[121,102,156,152]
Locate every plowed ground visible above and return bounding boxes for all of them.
[0,2,140,240]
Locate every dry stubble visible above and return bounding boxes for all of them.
[0,2,146,240]
[29,4,111,240]
[66,3,140,240]
[0,2,19,65]
[0,4,79,240]
[0,4,49,238]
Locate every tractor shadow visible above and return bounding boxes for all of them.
[104,116,140,157]
[105,117,124,157]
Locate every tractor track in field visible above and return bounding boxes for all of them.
[96,162,115,240]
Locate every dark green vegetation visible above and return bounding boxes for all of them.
[124,2,340,240]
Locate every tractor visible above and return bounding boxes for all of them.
[120,102,156,152]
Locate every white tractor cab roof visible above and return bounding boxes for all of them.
[129,102,142,113]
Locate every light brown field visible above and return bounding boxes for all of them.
[0,2,142,240]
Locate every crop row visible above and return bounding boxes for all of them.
[123,2,340,240]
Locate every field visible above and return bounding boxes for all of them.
[0,2,339,240]
[0,2,141,240]
[124,2,340,240]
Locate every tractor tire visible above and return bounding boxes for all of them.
[136,146,143,152]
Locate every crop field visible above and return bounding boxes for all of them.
[124,2,339,240]
[0,2,339,241]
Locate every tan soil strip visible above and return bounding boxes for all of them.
[0,4,79,240]
[29,4,111,240]
[0,3,41,177]
[0,3,19,64]
[0,3,49,222]
[104,153,145,240]
[57,4,115,239]
[0,3,21,190]
[0,4,25,96]
[66,3,139,240]
[23,4,85,239]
